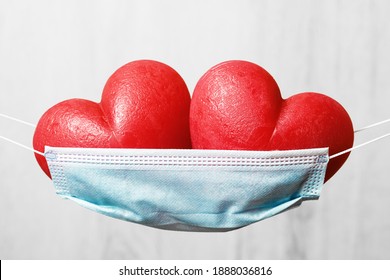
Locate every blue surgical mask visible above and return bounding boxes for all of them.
[44,146,328,231]
[1,113,389,232]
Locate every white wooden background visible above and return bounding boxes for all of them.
[1,0,389,259]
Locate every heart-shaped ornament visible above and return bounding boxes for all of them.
[190,60,354,181]
[33,60,192,177]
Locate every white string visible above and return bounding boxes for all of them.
[330,118,390,159]
[0,136,44,156]
[0,113,43,155]
[0,113,36,128]
[330,132,390,159]
[0,113,388,159]
[354,118,390,133]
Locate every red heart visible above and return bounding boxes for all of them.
[190,60,354,181]
[33,60,192,177]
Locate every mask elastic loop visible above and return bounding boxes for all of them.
[354,118,390,133]
[0,136,44,156]
[330,117,390,160]
[329,132,390,159]
[0,113,44,156]
[1,113,389,159]
[0,113,36,128]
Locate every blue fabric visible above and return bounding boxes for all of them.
[45,147,328,232]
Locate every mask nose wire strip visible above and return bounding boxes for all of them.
[0,113,36,128]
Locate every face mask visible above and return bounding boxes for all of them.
[44,146,328,231]
[1,113,389,232]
